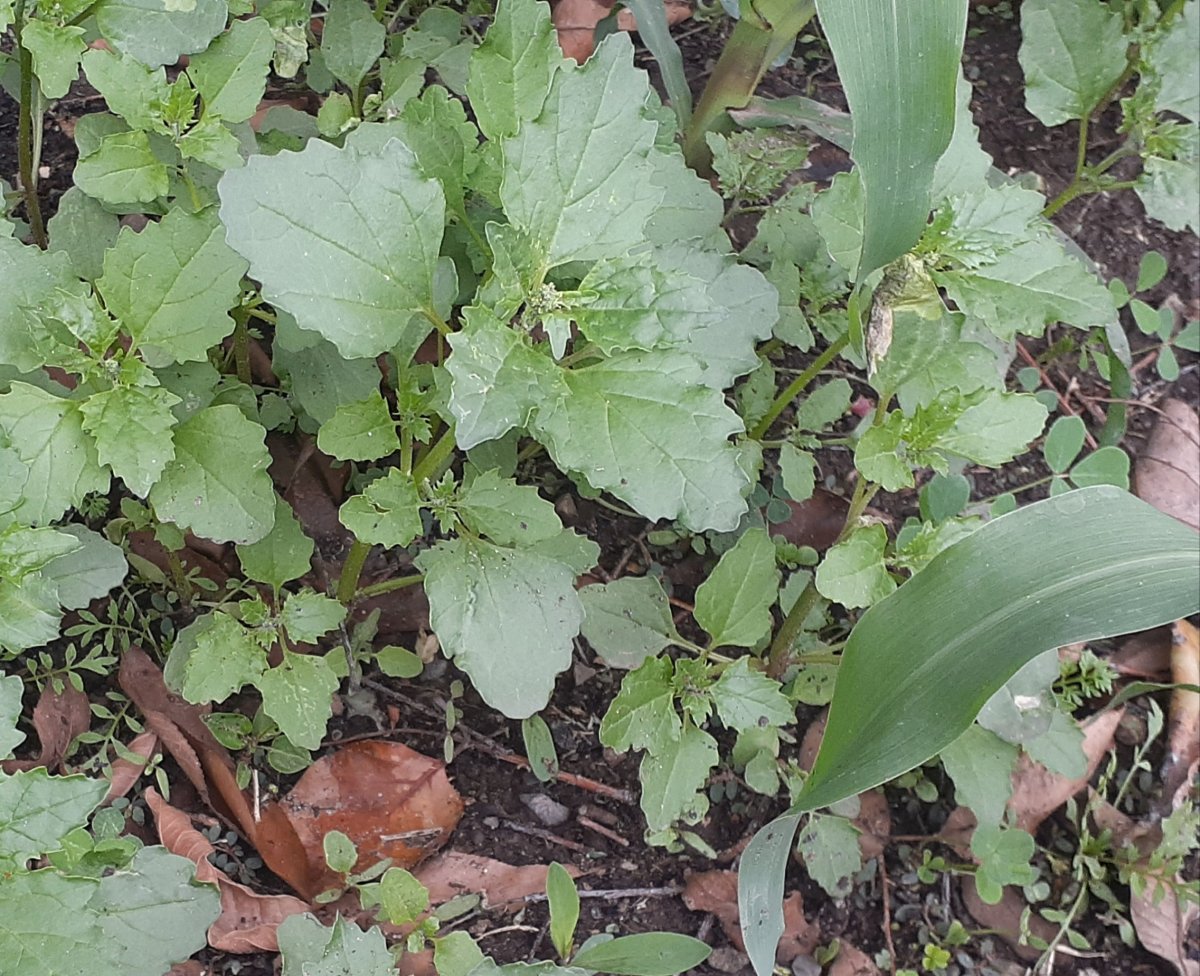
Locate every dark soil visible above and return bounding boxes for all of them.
[1,5,1196,976]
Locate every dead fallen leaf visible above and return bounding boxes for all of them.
[1110,626,1173,679]
[1134,397,1200,531]
[853,789,891,861]
[1130,877,1200,976]
[1161,620,1200,806]
[681,869,819,962]
[551,0,692,63]
[827,940,882,976]
[414,852,572,911]
[271,740,463,900]
[127,529,233,590]
[165,963,206,976]
[268,432,351,553]
[147,787,311,952]
[960,876,1056,961]
[1,681,91,773]
[774,492,851,553]
[1008,708,1123,835]
[103,731,159,805]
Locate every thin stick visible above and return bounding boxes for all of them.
[501,818,590,854]
[524,885,684,903]
[578,815,630,847]
[1016,342,1098,450]
[878,854,897,976]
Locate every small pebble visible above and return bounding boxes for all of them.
[789,956,821,976]
[708,947,750,974]
[521,792,570,826]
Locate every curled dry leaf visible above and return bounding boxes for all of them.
[103,730,159,805]
[1161,619,1200,806]
[826,940,882,976]
[268,740,463,900]
[552,0,692,63]
[960,876,1056,961]
[146,787,311,953]
[1,680,90,773]
[681,869,819,963]
[774,492,852,553]
[414,851,574,911]
[1134,397,1200,531]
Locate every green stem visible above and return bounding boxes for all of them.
[749,335,848,440]
[400,428,414,478]
[14,0,47,249]
[356,572,423,600]
[423,308,453,338]
[337,540,372,605]
[411,426,457,484]
[232,310,252,385]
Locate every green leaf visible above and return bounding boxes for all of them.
[456,469,561,546]
[571,933,711,976]
[219,138,445,360]
[178,611,268,704]
[81,48,169,131]
[281,591,347,644]
[1137,143,1200,235]
[373,868,429,925]
[148,404,276,545]
[815,524,895,609]
[873,311,1001,412]
[810,171,863,276]
[0,383,109,526]
[936,391,1048,467]
[187,18,275,124]
[778,444,815,503]
[317,391,400,462]
[98,206,248,366]
[416,537,584,718]
[323,831,357,874]
[930,73,992,202]
[938,725,1019,826]
[467,0,560,141]
[20,20,86,99]
[272,327,383,426]
[547,862,579,960]
[47,187,122,281]
[598,656,679,753]
[0,768,108,865]
[976,649,1059,745]
[522,715,559,783]
[94,0,228,68]
[178,115,244,171]
[236,497,315,588]
[799,487,1200,811]
[0,870,97,969]
[79,384,180,497]
[970,825,1037,903]
[1069,445,1130,490]
[39,524,128,611]
[1018,0,1127,126]
[373,645,423,679]
[279,914,397,976]
[73,130,170,206]
[694,528,780,648]
[796,812,861,899]
[0,676,23,760]
[639,724,718,833]
[532,352,747,533]
[501,34,661,269]
[1042,415,1086,473]
[0,237,87,373]
[322,0,385,90]
[580,576,675,669]
[259,652,341,751]
[814,0,966,275]
[794,379,851,432]
[1148,3,1199,122]
[338,468,424,549]
[710,658,792,733]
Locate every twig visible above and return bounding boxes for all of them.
[524,885,684,902]
[1015,341,1098,450]
[878,854,897,976]
[578,815,630,847]
[501,818,591,854]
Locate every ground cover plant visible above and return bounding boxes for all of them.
[0,0,1198,974]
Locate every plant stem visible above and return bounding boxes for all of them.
[356,572,423,600]
[336,540,371,604]
[411,425,457,484]
[400,428,413,478]
[14,0,47,249]
[749,335,848,440]
[232,310,252,385]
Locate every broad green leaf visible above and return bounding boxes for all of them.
[1069,445,1130,490]
[930,73,992,201]
[939,725,1019,826]
[532,352,747,533]
[643,146,727,250]
[435,932,487,976]
[94,0,228,68]
[280,591,346,644]
[259,652,341,750]
[98,207,248,366]
[814,0,966,275]
[796,812,861,898]
[79,384,180,497]
[0,237,86,372]
[738,811,804,976]
[92,846,220,973]
[0,570,63,654]
[47,187,122,281]
[1137,145,1200,235]
[219,138,445,360]
[976,649,1060,744]
[373,868,429,925]
[81,48,168,131]
[187,18,275,123]
[20,20,86,99]
[810,170,864,277]
[0,768,108,865]
[148,404,276,545]
[1018,0,1126,126]
[873,311,1002,411]
[1023,708,1086,779]
[695,528,780,648]
[793,379,851,431]
[338,468,424,549]
[814,523,895,609]
[457,469,563,546]
[1043,416,1086,473]
[279,915,396,976]
[178,116,244,171]
[937,391,1048,466]
[580,576,675,669]
[0,383,109,526]
[546,862,579,960]
[1148,3,1199,122]
[522,715,559,782]
[446,307,562,450]
[73,130,170,205]
[39,524,128,611]
[178,611,267,704]
[711,659,793,732]
[416,537,584,718]
[322,0,385,90]
[236,497,315,588]
[598,657,680,753]
[317,392,400,462]
[971,825,1037,903]
[501,34,661,269]
[0,676,22,759]
[323,832,357,874]
[639,723,717,832]
[571,934,712,976]
[467,0,560,141]
[272,328,382,425]
[778,444,815,503]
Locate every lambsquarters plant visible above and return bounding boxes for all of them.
[0,0,1197,973]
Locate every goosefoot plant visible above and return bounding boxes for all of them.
[1,0,1198,974]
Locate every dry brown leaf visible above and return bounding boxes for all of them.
[103,731,159,805]
[680,869,819,962]
[1134,397,1200,530]
[1,681,91,773]
[414,851,570,911]
[1008,708,1123,835]
[1110,626,1173,679]
[1131,877,1200,976]
[551,0,692,63]
[854,789,891,861]
[1161,620,1200,805]
[272,740,463,899]
[959,876,1056,961]
[827,940,882,976]
[774,492,851,554]
[146,788,311,952]
[165,963,207,976]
